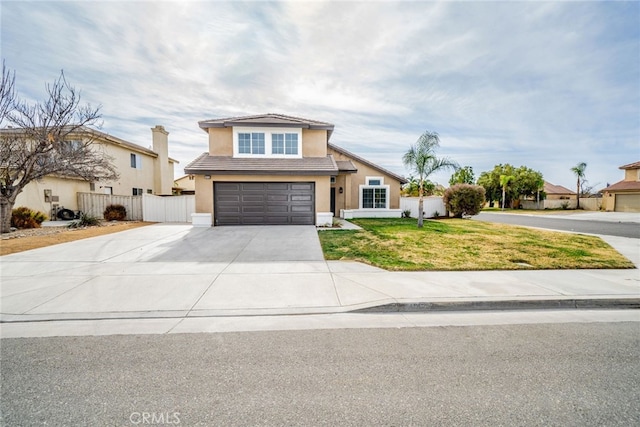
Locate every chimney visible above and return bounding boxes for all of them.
[151,125,171,195]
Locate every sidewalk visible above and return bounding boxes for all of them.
[1,223,638,337]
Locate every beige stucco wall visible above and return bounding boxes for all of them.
[546,194,574,200]
[14,176,91,217]
[193,174,331,224]
[98,141,158,196]
[151,126,174,195]
[208,128,233,155]
[328,147,403,210]
[13,132,175,215]
[301,129,328,157]
[624,169,639,181]
[174,175,196,192]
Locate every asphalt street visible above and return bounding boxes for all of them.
[2,322,639,426]
[475,212,640,238]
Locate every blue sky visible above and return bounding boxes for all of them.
[2,1,639,190]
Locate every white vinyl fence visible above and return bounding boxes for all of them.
[400,197,446,218]
[142,194,195,222]
[77,193,143,220]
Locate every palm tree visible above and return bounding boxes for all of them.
[402,131,459,227]
[571,162,587,209]
[500,174,515,210]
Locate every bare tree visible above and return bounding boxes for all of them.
[0,68,118,232]
[0,60,16,123]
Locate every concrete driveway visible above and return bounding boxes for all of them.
[1,223,638,338]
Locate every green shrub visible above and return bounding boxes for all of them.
[402,209,411,218]
[68,213,102,228]
[103,204,127,221]
[11,206,48,229]
[443,184,486,218]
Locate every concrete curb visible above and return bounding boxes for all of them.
[354,298,640,313]
[2,298,639,324]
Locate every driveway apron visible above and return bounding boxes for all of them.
[0,224,335,322]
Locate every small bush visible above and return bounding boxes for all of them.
[11,206,48,229]
[561,201,570,210]
[103,204,127,221]
[433,210,440,218]
[68,213,102,228]
[443,184,486,218]
[402,209,411,218]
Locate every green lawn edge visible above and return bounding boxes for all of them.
[318,218,635,271]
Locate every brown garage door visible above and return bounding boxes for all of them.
[614,194,640,212]
[214,182,315,225]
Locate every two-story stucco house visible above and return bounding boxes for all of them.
[7,125,177,216]
[602,161,640,212]
[184,114,406,226]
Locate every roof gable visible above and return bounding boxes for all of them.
[198,113,334,138]
[328,142,407,184]
[544,181,575,195]
[619,161,640,170]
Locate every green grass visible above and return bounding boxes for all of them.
[318,218,635,271]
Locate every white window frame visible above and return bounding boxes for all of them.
[366,176,384,186]
[130,153,142,169]
[359,184,390,209]
[232,126,302,158]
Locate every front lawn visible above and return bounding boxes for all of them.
[318,218,635,271]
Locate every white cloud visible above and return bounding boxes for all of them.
[1,0,637,189]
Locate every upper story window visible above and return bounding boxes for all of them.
[272,133,299,155]
[233,127,302,158]
[130,153,142,169]
[61,140,82,154]
[238,132,265,155]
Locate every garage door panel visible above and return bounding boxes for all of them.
[214,182,315,225]
[217,183,240,190]
[241,183,267,191]
[615,194,640,212]
[267,194,289,202]
[291,183,313,190]
[266,183,289,190]
[266,205,289,213]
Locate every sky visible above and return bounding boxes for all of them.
[1,0,639,191]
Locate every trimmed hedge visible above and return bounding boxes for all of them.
[444,184,486,218]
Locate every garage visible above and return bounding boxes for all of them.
[614,194,640,212]
[214,182,315,225]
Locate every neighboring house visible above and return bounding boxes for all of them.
[184,113,406,226]
[174,175,196,195]
[520,181,576,210]
[7,125,177,216]
[602,161,640,212]
[543,181,575,200]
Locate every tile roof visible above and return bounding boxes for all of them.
[619,161,640,170]
[184,153,339,176]
[336,160,358,173]
[328,143,407,184]
[544,181,575,195]
[0,125,179,162]
[602,180,640,192]
[198,113,334,137]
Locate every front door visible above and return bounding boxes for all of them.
[330,187,336,216]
